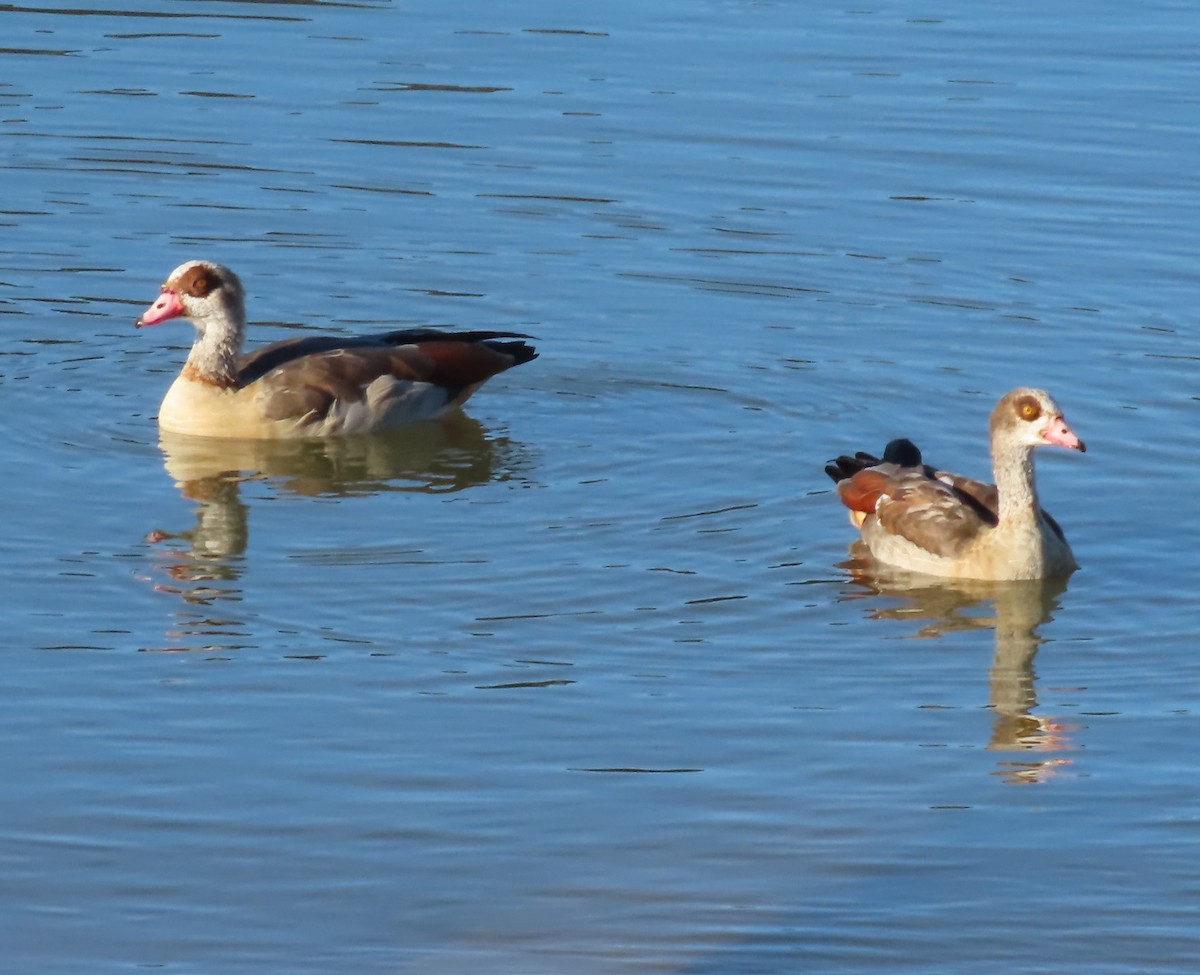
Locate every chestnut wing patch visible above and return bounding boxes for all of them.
[837,468,896,515]
[379,330,537,396]
[394,341,515,396]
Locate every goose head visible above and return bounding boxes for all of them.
[990,388,1086,454]
[136,260,245,332]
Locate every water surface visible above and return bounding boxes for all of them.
[2,1,1199,972]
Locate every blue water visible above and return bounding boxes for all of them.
[2,1,1199,972]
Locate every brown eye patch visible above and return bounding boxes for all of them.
[174,265,217,298]
[1016,395,1041,421]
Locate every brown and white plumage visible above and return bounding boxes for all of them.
[825,388,1086,581]
[137,260,537,438]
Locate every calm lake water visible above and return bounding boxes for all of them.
[3,1,1199,972]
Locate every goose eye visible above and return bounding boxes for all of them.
[1017,397,1041,421]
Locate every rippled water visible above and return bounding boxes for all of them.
[3,1,1200,972]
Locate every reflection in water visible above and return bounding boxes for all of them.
[839,549,1076,784]
[144,414,530,651]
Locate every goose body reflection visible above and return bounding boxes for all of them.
[145,416,531,645]
[158,412,519,505]
[841,555,1077,784]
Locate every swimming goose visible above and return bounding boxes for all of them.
[824,388,1085,580]
[137,260,537,438]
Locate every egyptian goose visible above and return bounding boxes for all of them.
[824,388,1086,581]
[137,260,538,438]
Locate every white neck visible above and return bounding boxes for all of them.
[184,308,244,388]
[992,439,1039,530]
